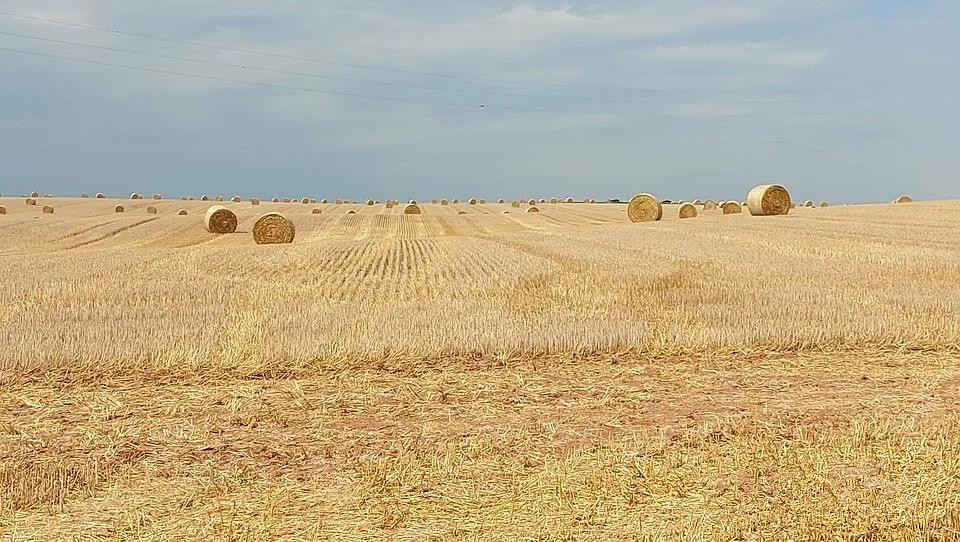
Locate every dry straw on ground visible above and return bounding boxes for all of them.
[146,206,158,215]
[747,184,792,216]
[679,203,698,219]
[203,205,238,234]
[627,194,663,223]
[252,212,295,244]
[721,201,743,215]
[403,203,422,215]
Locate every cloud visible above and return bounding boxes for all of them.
[642,42,828,69]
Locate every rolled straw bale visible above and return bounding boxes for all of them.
[588,198,596,203]
[201,195,210,201]
[565,197,574,203]
[131,193,143,200]
[178,209,188,215]
[469,198,477,205]
[432,199,438,204]
[114,205,124,213]
[321,199,328,204]
[335,199,343,205]
[457,210,468,215]
[803,200,814,208]
[180,196,188,200]
[679,203,698,219]
[301,197,310,204]
[386,201,396,209]
[820,201,829,207]
[703,200,718,210]
[271,197,280,202]
[498,199,505,203]
[538,198,546,203]
[721,201,742,215]
[409,200,417,204]
[188,197,195,201]
[452,198,459,204]
[627,194,663,223]
[366,199,375,205]
[747,184,792,216]
[526,206,540,213]
[312,208,322,214]
[231,196,241,203]
[894,195,913,204]
[25,198,37,206]
[30,192,39,198]
[81,193,89,198]
[403,203,422,215]
[44,193,53,197]
[440,199,449,205]
[250,198,260,205]
[550,198,558,204]
[253,213,295,244]
[282,198,290,203]
[0,206,6,214]
[96,193,106,199]
[692,199,702,205]
[346,210,356,214]
[42,205,54,214]
[480,199,487,204]
[215,195,224,202]
[511,201,521,208]
[153,194,162,200]
[502,210,510,214]
[203,205,238,234]
[146,206,158,215]
[527,199,536,205]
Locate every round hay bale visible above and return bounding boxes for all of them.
[539,199,546,203]
[469,198,478,205]
[44,193,54,198]
[457,210,468,215]
[480,199,487,204]
[253,213,295,244]
[346,210,356,215]
[528,199,536,205]
[721,201,742,215]
[703,200,718,210]
[565,197,574,203]
[588,198,596,203]
[511,201,521,208]
[627,194,663,223]
[153,193,162,200]
[440,199,449,206]
[747,184,792,216]
[204,205,238,234]
[431,199,438,204]
[408,200,417,205]
[820,201,829,207]
[131,193,143,200]
[114,205,124,213]
[30,192,39,198]
[894,195,913,204]
[188,197,195,201]
[321,199,328,204]
[386,201,396,209]
[25,198,37,206]
[215,195,224,202]
[403,203,422,215]
[42,205,54,214]
[498,199,505,203]
[250,198,260,206]
[526,206,540,213]
[452,198,459,204]
[366,199,375,206]
[692,199,702,205]
[0,206,6,215]
[271,197,280,203]
[803,200,814,208]
[96,193,106,199]
[201,195,211,201]
[146,206,158,215]
[741,201,747,207]
[550,198,558,204]
[335,199,343,205]
[80,193,89,198]
[180,196,188,201]
[301,197,310,204]
[312,208,322,214]
[231,196,241,203]
[679,203,698,219]
[177,209,188,216]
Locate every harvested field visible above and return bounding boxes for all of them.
[0,196,959,539]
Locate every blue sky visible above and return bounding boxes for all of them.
[0,0,957,202]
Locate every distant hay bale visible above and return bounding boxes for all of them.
[346,210,356,215]
[440,199,449,205]
[153,193,162,200]
[271,197,280,203]
[820,201,829,207]
[178,209,188,216]
[44,193,53,197]
[692,199,702,205]
[0,206,5,215]
[721,201,742,215]
[283,198,291,203]
[335,199,343,205]
[452,198,459,204]
[96,193,106,199]
[457,210,468,215]
[114,205,124,213]
[180,196,188,201]
[30,192,39,198]
[511,201,520,208]
[253,213,295,244]
[469,198,477,205]
[203,205,238,234]
[480,199,487,204]
[250,198,260,206]
[80,193,89,198]
[803,200,814,208]
[627,194,663,223]
[42,205,54,214]
[565,197,574,203]
[894,195,913,204]
[409,200,417,204]
[403,203,422,215]
[526,206,540,213]
[432,199,438,204]
[539,198,546,203]
[703,200,718,210]
[366,199,375,205]
[747,184,792,216]
[550,198,558,204]
[131,193,142,200]
[321,199,328,204]
[498,199,505,203]
[386,201,396,209]
[312,208,322,214]
[146,206,158,215]
[215,196,224,202]
[588,198,596,203]
[25,198,37,206]
[201,195,210,201]
[301,197,310,204]
[231,196,241,203]
[528,199,536,205]
[679,203,698,219]
[187,197,195,201]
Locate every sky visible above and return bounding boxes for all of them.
[0,0,957,202]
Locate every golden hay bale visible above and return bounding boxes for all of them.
[215,195,224,202]
[565,197,574,203]
[80,193,89,198]
[153,194,162,200]
[480,199,487,204]
[550,198,559,204]
[692,199,702,205]
[511,200,521,208]
[498,199,505,203]
[502,210,510,214]
[703,200,718,210]
[250,198,260,206]
[894,195,913,204]
[30,191,39,198]
[803,200,814,208]
[440,199,449,206]
[469,198,477,205]
[177,209,188,216]
[539,198,546,203]
[204,205,238,234]
[114,205,124,213]
[25,198,37,206]
[679,203,698,219]
[747,184,792,216]
[42,205,54,214]
[528,199,537,205]
[346,210,356,215]
[301,197,310,204]
[188,197,195,201]
[366,199,375,205]
[820,201,829,207]
[409,200,417,204]
[180,196,188,200]
[721,201,742,215]
[253,213,295,244]
[321,199,328,204]
[741,201,747,207]
[312,208,322,214]
[131,193,143,200]
[201,195,211,201]
[431,199,438,204]
[44,193,53,197]
[335,199,343,205]
[146,206,158,215]
[526,206,540,213]
[627,194,663,223]
[271,197,280,203]
[96,193,106,199]
[231,196,241,203]
[386,201,396,209]
[0,206,6,215]
[588,198,596,203]
[403,203,422,215]
[449,198,458,204]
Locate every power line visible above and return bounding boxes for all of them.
[0,45,560,112]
